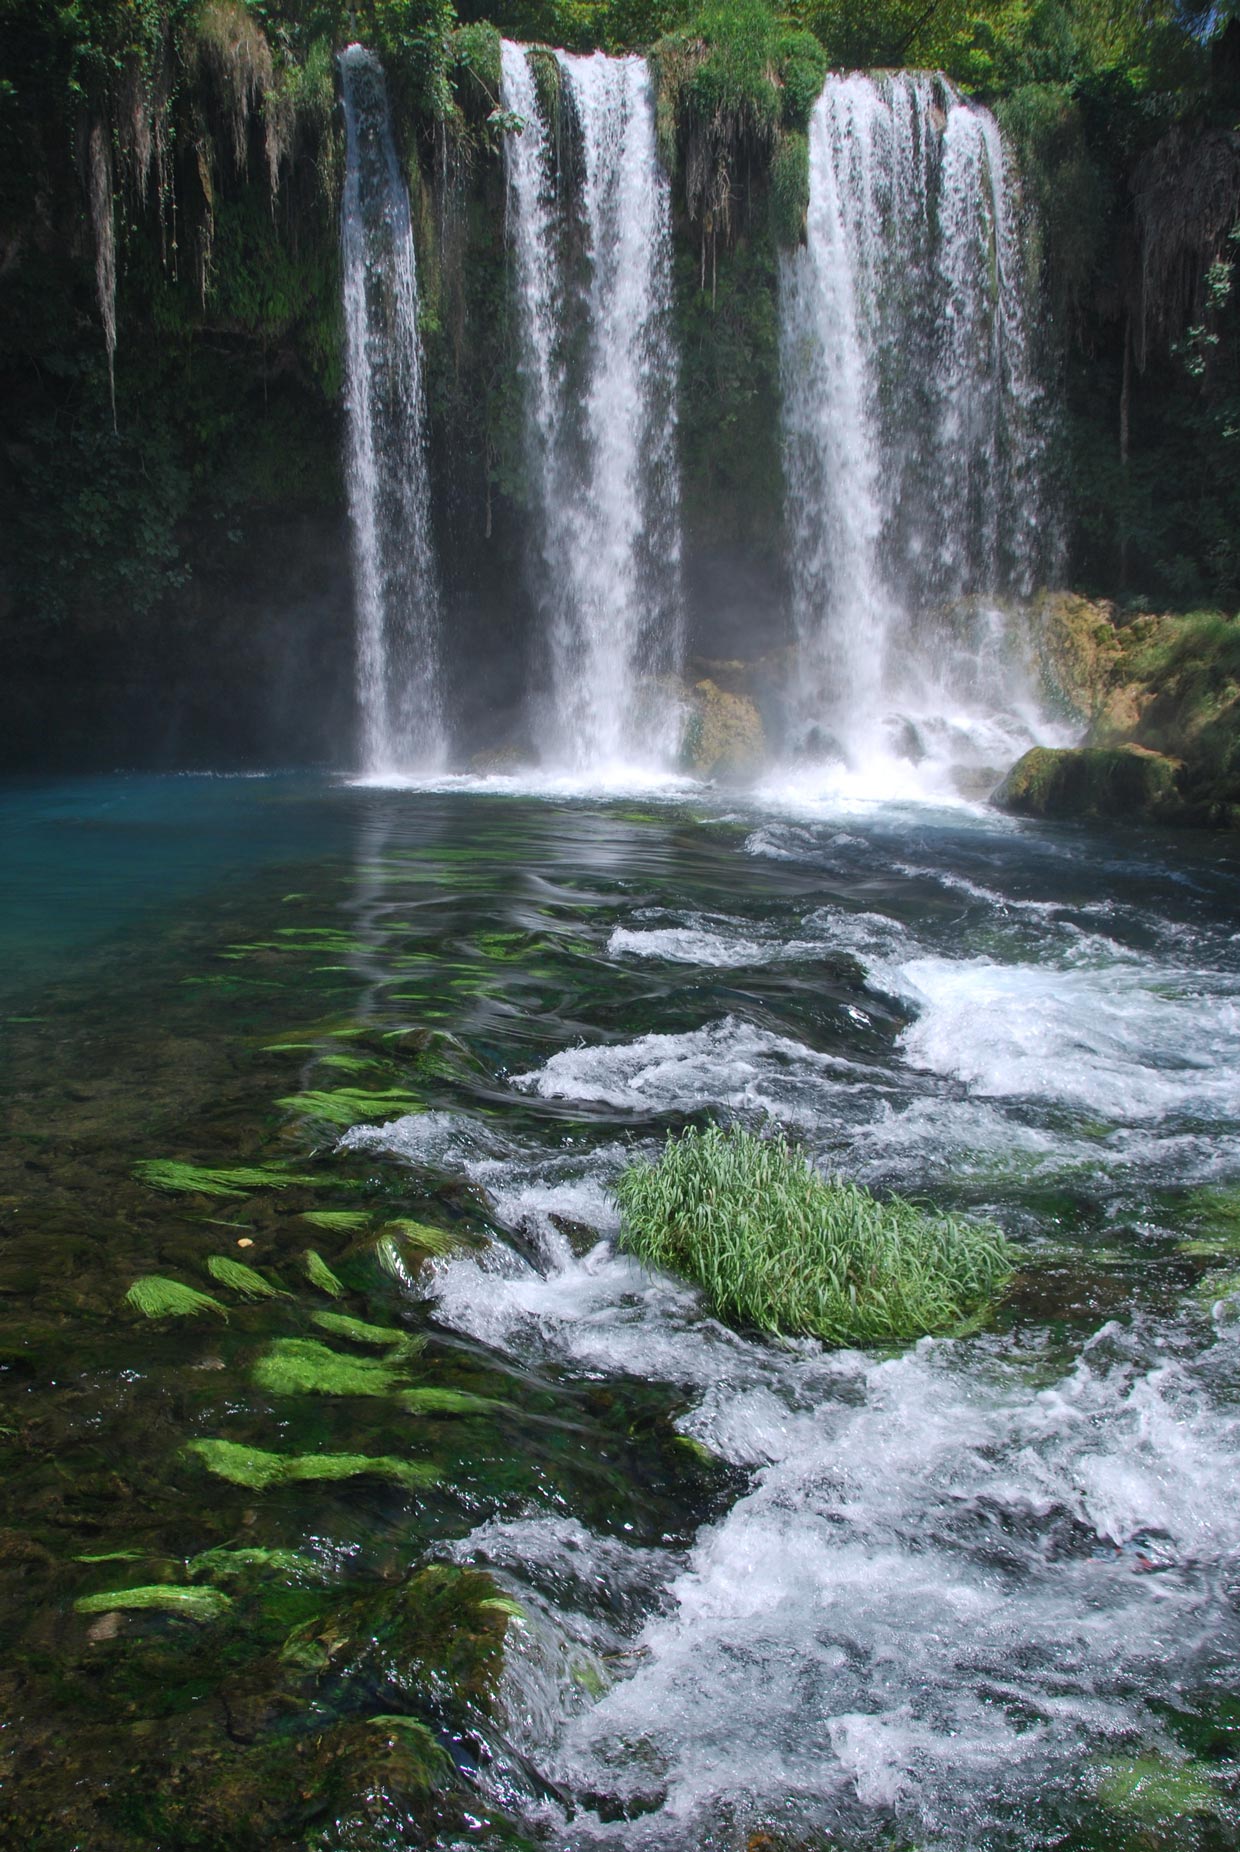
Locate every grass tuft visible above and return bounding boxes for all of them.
[615,1125,1014,1346]
[126,1276,228,1321]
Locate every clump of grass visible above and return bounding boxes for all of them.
[614,1126,1014,1346]
[125,1276,228,1321]
[185,1438,438,1493]
[400,1387,495,1417]
[205,1255,280,1298]
[75,1584,232,1622]
[302,1209,370,1233]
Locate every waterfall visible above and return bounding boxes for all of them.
[780,73,1050,776]
[500,42,682,772]
[340,44,444,775]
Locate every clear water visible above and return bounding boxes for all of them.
[4,771,1240,1847]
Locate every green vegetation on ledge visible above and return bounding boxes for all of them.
[615,1124,1015,1344]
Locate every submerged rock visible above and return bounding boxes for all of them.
[680,678,766,779]
[993,744,1184,822]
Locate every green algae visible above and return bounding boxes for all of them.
[185,1438,437,1493]
[1095,1754,1221,1823]
[311,1310,425,1354]
[302,1209,370,1233]
[205,1255,281,1298]
[382,1218,466,1258]
[278,1086,424,1127]
[126,1276,228,1321]
[399,1387,496,1416]
[303,1248,345,1297]
[364,1717,454,1790]
[75,1584,233,1622]
[135,1159,317,1198]
[254,1337,408,1398]
[187,1546,323,1581]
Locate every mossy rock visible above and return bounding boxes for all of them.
[993,745,1184,822]
[680,678,766,780]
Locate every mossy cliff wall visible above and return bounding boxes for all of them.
[2,1,1238,770]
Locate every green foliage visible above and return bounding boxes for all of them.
[303,1248,346,1296]
[75,1583,233,1621]
[186,1436,438,1490]
[125,1275,229,1319]
[205,1253,281,1296]
[616,1125,1014,1344]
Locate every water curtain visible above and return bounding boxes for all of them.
[501,43,683,772]
[340,44,445,775]
[781,73,1048,763]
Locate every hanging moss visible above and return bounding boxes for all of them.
[769,129,809,247]
[186,1438,438,1492]
[125,1276,228,1320]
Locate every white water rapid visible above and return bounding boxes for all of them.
[501,42,682,773]
[781,73,1056,796]
[340,44,444,775]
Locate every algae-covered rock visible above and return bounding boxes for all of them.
[680,678,766,779]
[993,745,1184,822]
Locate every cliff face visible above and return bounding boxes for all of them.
[2,3,1238,772]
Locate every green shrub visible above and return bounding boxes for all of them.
[615,1125,1014,1344]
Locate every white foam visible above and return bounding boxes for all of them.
[534,1328,1240,1843]
[886,954,1240,1121]
[511,1017,885,1126]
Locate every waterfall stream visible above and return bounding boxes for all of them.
[501,42,682,772]
[780,73,1054,790]
[340,44,444,775]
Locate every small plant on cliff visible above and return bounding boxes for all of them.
[615,1124,1014,1345]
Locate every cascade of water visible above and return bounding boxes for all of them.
[501,42,682,771]
[780,73,1050,776]
[340,44,444,774]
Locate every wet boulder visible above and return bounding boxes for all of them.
[992,744,1184,822]
[680,678,766,780]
